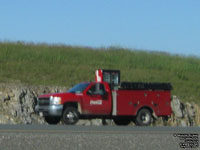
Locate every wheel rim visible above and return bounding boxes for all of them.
[140,112,150,124]
[65,111,78,124]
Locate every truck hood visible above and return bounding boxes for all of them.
[38,92,83,103]
[38,92,77,98]
[38,93,68,98]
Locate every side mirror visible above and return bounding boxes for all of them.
[87,90,93,95]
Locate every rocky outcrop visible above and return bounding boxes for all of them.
[0,84,199,126]
[0,84,67,124]
[153,96,200,126]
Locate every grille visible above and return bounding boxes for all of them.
[38,98,50,106]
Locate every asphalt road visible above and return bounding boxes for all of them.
[0,125,199,150]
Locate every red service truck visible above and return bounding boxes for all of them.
[35,69,172,126]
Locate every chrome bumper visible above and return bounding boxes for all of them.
[35,104,63,116]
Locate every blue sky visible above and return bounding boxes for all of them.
[0,0,199,56]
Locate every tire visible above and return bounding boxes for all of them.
[62,107,79,125]
[135,108,152,126]
[44,116,61,124]
[113,117,131,126]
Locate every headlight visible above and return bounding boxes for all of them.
[50,96,62,105]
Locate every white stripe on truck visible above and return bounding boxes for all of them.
[112,91,117,116]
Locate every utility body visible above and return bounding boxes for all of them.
[35,69,172,126]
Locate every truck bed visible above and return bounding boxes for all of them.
[115,89,172,116]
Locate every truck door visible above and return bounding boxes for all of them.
[82,83,111,115]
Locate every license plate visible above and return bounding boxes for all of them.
[39,112,43,117]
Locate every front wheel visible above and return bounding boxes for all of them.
[62,107,79,125]
[135,108,152,126]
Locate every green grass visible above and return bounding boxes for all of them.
[0,42,200,104]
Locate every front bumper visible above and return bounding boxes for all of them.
[35,104,63,116]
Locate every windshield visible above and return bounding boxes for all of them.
[68,83,90,94]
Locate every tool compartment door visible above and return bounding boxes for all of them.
[152,91,172,116]
[116,90,137,115]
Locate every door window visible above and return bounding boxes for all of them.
[88,83,106,95]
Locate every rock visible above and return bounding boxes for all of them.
[180,120,187,127]
[90,119,103,126]
[3,94,10,102]
[165,96,200,127]
[0,84,67,124]
[193,103,200,125]
[171,96,184,118]
[0,114,15,124]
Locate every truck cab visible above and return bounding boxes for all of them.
[35,81,113,125]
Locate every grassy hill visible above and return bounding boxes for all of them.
[0,42,200,103]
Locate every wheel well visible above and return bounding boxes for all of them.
[137,106,153,116]
[63,102,78,110]
[63,102,82,114]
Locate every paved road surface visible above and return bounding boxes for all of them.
[0,125,199,150]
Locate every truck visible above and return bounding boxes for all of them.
[35,69,172,126]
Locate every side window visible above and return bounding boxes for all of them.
[88,85,96,94]
[87,83,106,95]
[98,84,106,95]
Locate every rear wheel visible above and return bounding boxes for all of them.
[62,107,79,125]
[135,108,152,126]
[113,117,131,126]
[44,116,61,124]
